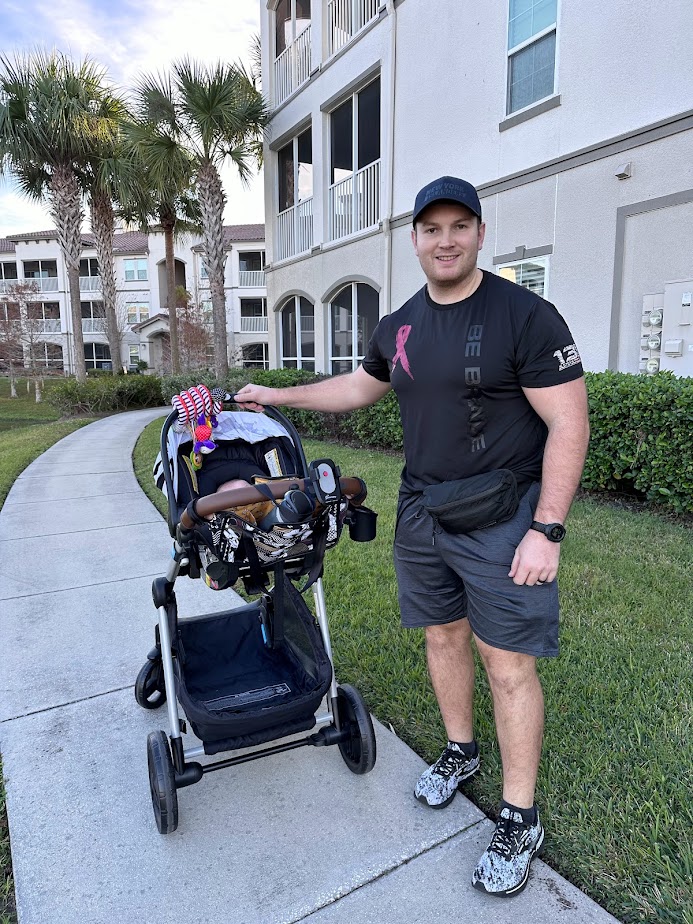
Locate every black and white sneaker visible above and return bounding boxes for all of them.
[472,806,545,896]
[414,742,480,808]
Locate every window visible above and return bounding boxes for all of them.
[0,263,18,282]
[329,78,381,240]
[240,298,266,318]
[79,258,99,277]
[242,343,269,369]
[507,0,557,114]
[199,261,209,280]
[126,303,149,324]
[278,128,313,214]
[497,258,548,297]
[124,258,148,281]
[280,295,315,370]
[275,0,310,57]
[129,345,140,365]
[31,341,64,370]
[238,252,265,273]
[23,260,57,279]
[81,301,105,332]
[329,283,379,375]
[28,301,60,332]
[84,342,111,370]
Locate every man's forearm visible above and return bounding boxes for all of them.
[263,373,381,413]
[534,420,590,524]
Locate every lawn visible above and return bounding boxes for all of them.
[0,377,95,924]
[134,417,692,924]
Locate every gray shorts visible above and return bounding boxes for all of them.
[393,482,559,657]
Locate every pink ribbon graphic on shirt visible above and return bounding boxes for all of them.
[392,324,414,379]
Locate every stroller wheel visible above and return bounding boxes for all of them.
[336,684,377,775]
[135,658,167,710]
[147,730,179,834]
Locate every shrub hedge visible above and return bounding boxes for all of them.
[48,375,163,416]
[70,367,689,515]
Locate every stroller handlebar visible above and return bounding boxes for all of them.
[181,476,367,529]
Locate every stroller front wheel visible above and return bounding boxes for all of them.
[135,658,167,710]
[147,730,179,834]
[336,684,377,775]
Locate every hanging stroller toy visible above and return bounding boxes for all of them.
[136,387,379,834]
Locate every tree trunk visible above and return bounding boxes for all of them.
[161,213,180,373]
[35,375,43,403]
[90,191,122,374]
[196,161,229,380]
[9,362,17,398]
[49,165,87,381]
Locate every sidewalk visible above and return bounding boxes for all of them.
[0,409,621,924]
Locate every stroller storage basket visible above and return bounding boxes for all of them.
[174,578,332,753]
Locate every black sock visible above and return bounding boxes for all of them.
[500,800,537,825]
[448,739,478,759]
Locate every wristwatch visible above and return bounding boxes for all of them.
[530,520,566,542]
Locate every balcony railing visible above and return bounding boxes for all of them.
[273,26,311,107]
[240,316,269,333]
[275,197,314,262]
[239,270,266,288]
[79,276,102,293]
[327,0,380,57]
[328,159,381,242]
[25,277,59,293]
[81,318,106,333]
[198,275,209,287]
[0,280,16,294]
[38,320,61,333]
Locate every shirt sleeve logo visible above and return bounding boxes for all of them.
[553,344,581,371]
[392,324,414,379]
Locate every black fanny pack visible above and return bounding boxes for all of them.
[421,469,519,534]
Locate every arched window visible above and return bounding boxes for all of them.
[280,295,315,370]
[328,282,379,375]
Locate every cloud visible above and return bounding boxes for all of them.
[0,0,265,238]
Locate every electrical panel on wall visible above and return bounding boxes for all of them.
[639,294,664,374]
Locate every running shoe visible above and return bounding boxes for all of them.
[472,806,544,896]
[414,742,480,808]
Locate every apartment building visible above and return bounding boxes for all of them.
[0,225,268,375]
[260,0,693,376]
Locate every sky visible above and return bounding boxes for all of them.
[0,0,265,238]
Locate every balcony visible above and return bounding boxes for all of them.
[240,316,269,333]
[327,0,380,57]
[328,160,381,242]
[239,270,266,288]
[273,26,311,107]
[275,198,314,262]
[79,276,102,293]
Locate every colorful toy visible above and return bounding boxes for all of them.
[171,385,226,471]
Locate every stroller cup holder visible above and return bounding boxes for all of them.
[346,504,378,542]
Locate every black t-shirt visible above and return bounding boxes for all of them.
[361,270,584,494]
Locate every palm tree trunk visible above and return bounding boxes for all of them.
[49,165,87,381]
[162,213,180,373]
[196,161,229,380]
[90,191,122,374]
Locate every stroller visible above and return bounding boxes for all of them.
[135,387,379,834]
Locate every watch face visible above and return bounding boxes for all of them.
[548,523,566,542]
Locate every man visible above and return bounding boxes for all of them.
[235,176,590,897]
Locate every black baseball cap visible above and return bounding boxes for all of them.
[413,176,482,225]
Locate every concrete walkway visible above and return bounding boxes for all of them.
[0,409,620,924]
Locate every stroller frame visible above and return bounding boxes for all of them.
[138,405,377,833]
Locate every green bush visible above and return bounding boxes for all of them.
[48,375,163,416]
[583,371,693,513]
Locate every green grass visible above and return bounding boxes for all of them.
[0,378,95,924]
[134,419,692,923]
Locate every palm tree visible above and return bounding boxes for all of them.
[129,59,268,379]
[0,50,120,381]
[117,135,200,375]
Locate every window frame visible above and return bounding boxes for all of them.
[123,258,148,282]
[328,282,379,375]
[279,294,315,371]
[496,256,550,298]
[506,0,558,116]
[126,302,150,325]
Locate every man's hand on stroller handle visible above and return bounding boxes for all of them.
[233,384,276,411]
[182,476,367,528]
